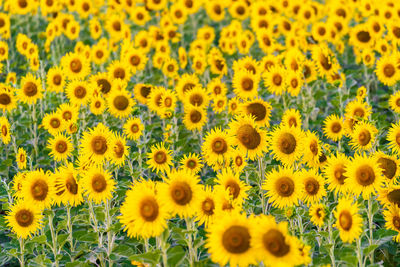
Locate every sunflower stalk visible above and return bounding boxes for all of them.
[258,156,266,214]
[367,197,375,264]
[356,237,364,267]
[66,205,74,258]
[48,212,59,267]
[18,238,25,267]
[185,217,198,265]
[328,212,336,267]
[105,199,114,267]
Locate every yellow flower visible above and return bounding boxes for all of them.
[309,203,326,227]
[22,169,55,210]
[123,117,144,141]
[146,142,173,174]
[6,201,43,239]
[53,163,83,207]
[334,197,363,244]
[81,166,116,204]
[18,73,43,105]
[16,148,27,170]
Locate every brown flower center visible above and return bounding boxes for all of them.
[356,165,375,186]
[387,189,400,207]
[201,198,215,215]
[237,124,261,150]
[358,130,371,146]
[74,86,86,99]
[235,156,243,166]
[309,140,318,155]
[1,125,7,136]
[211,137,228,154]
[339,210,352,231]
[55,140,68,153]
[246,103,266,121]
[130,124,139,133]
[98,79,111,94]
[331,122,342,133]
[113,95,129,110]
[66,177,78,194]
[278,133,296,154]
[0,93,11,105]
[113,141,124,158]
[305,178,319,195]
[272,74,282,86]
[70,59,82,73]
[189,93,203,106]
[356,31,371,43]
[190,110,202,123]
[91,174,107,192]
[276,177,295,197]
[15,209,34,227]
[114,67,125,80]
[140,197,159,222]
[263,229,290,257]
[91,136,108,155]
[50,118,61,128]
[383,64,395,78]
[170,181,192,205]
[378,157,397,179]
[320,54,332,71]
[226,180,240,199]
[187,159,196,169]
[334,164,346,184]
[24,82,38,97]
[31,179,49,201]
[53,74,62,85]
[222,225,251,254]
[241,77,254,91]
[154,151,167,164]
[62,111,72,121]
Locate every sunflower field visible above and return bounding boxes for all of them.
[2,0,400,266]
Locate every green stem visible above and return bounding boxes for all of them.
[258,157,266,214]
[356,237,364,267]
[19,238,25,267]
[105,200,114,267]
[49,212,59,267]
[67,205,74,258]
[367,197,374,264]
[328,213,336,267]
[185,217,197,265]
[157,236,168,267]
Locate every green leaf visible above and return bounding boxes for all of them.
[73,230,98,243]
[27,235,46,244]
[167,246,186,266]
[363,244,378,255]
[112,244,134,258]
[129,250,162,267]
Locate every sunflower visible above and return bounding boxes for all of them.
[124,47,148,74]
[6,201,43,239]
[309,203,327,227]
[183,106,207,131]
[90,72,113,96]
[312,44,339,78]
[215,168,250,205]
[389,91,400,113]
[66,79,92,107]
[232,69,259,100]
[79,123,113,166]
[119,179,168,239]
[374,151,400,184]
[268,124,304,166]
[350,24,374,49]
[302,59,318,83]
[323,153,349,195]
[158,168,201,218]
[61,52,91,79]
[228,115,268,161]
[349,121,377,152]
[205,1,225,22]
[53,163,83,207]
[16,148,27,170]
[263,166,301,209]
[230,149,247,174]
[107,60,131,82]
[302,131,323,168]
[202,127,233,167]
[334,197,363,243]
[263,65,287,95]
[47,133,73,162]
[107,89,134,119]
[41,112,66,136]
[383,205,400,242]
[123,117,144,141]
[344,100,371,132]
[18,73,43,105]
[146,142,173,174]
[323,114,344,141]
[182,85,210,110]
[82,166,116,204]
[300,169,326,205]
[147,86,165,114]
[0,85,17,112]
[252,214,302,266]
[207,78,227,99]
[375,54,400,86]
[131,6,151,26]
[377,184,400,208]
[345,154,383,199]
[109,133,129,166]
[387,121,400,154]
[46,66,65,93]
[179,153,203,174]
[239,99,272,128]
[281,109,302,128]
[91,43,110,65]
[90,96,106,115]
[57,103,79,124]
[195,186,216,227]
[205,212,257,267]
[12,172,26,199]
[22,169,55,210]
[133,83,152,104]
